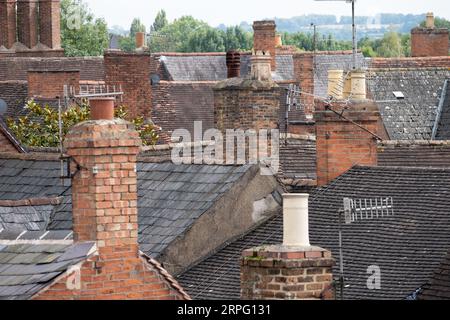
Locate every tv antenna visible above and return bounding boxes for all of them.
[284,84,301,144]
[315,0,358,69]
[337,196,394,299]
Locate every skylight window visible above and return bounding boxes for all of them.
[393,91,405,100]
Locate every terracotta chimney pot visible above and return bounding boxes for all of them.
[89,97,115,120]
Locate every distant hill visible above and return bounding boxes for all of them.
[227,13,427,40]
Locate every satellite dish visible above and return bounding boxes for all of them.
[150,74,160,86]
[0,99,7,116]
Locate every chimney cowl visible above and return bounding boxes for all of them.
[89,97,115,121]
[135,31,145,49]
[283,193,310,247]
[426,12,435,29]
[226,50,241,78]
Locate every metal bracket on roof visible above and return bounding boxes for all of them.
[60,155,84,181]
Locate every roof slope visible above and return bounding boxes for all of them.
[178,166,450,300]
[160,54,294,82]
[435,81,450,140]
[378,141,450,168]
[419,250,450,300]
[314,53,366,98]
[0,156,254,258]
[367,68,450,140]
[0,241,95,300]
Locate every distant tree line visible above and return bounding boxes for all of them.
[59,1,449,58]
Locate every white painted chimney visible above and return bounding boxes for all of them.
[283,194,310,247]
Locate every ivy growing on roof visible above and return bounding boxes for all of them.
[6,100,159,148]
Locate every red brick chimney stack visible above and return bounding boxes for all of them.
[226,50,241,78]
[17,0,39,48]
[293,53,315,118]
[253,20,277,71]
[411,12,449,57]
[0,0,17,49]
[39,0,61,49]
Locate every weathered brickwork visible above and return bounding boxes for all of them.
[0,0,17,49]
[293,53,315,117]
[0,130,18,153]
[411,28,449,58]
[31,119,188,300]
[214,81,281,132]
[370,56,450,69]
[104,51,152,119]
[315,100,380,186]
[27,69,80,99]
[241,246,335,300]
[17,0,39,49]
[253,21,276,71]
[38,0,61,49]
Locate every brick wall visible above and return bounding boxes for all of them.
[0,57,105,81]
[27,70,80,99]
[315,100,380,186]
[214,81,281,132]
[0,129,18,153]
[293,53,315,117]
[31,118,187,300]
[0,80,28,114]
[241,246,335,300]
[253,21,276,71]
[38,0,61,49]
[0,0,17,49]
[104,50,152,119]
[17,0,39,49]
[411,28,449,57]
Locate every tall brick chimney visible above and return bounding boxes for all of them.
[39,0,61,49]
[226,50,241,78]
[0,0,17,49]
[253,20,276,71]
[315,97,381,186]
[214,52,280,133]
[17,0,39,49]
[104,50,152,119]
[293,53,315,118]
[411,12,449,57]
[31,98,190,300]
[241,194,335,300]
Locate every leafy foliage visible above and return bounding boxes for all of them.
[151,10,169,32]
[61,0,109,56]
[6,101,159,148]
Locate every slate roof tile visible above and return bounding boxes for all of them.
[178,166,450,300]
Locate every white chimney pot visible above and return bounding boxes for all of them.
[283,194,310,247]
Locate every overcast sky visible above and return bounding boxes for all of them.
[83,0,450,29]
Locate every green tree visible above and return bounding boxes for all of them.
[61,0,109,56]
[377,30,404,57]
[151,10,168,32]
[130,18,146,39]
[6,100,159,147]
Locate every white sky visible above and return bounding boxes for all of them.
[83,0,450,29]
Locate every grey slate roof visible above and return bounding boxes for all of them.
[419,250,450,300]
[314,53,367,98]
[178,166,450,300]
[0,241,95,300]
[160,54,294,82]
[435,80,450,140]
[279,138,316,181]
[136,162,252,257]
[0,205,53,232]
[0,156,254,258]
[0,158,70,201]
[367,68,450,140]
[378,141,450,168]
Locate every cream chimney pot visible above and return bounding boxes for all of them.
[328,69,344,99]
[426,12,435,29]
[250,51,273,82]
[350,70,367,100]
[283,194,310,247]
